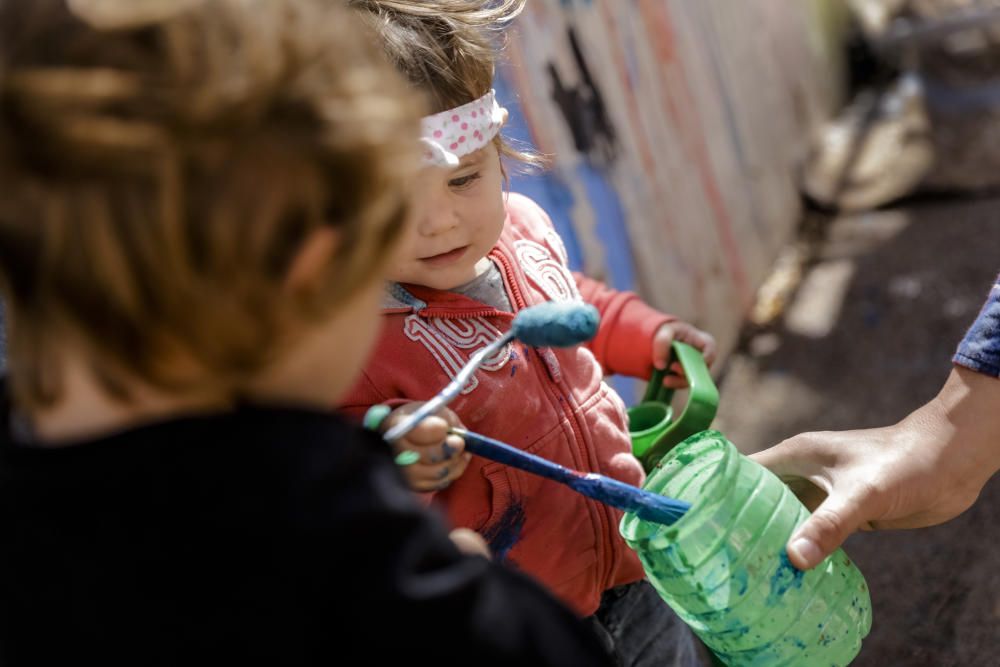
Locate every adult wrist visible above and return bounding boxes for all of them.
[931,366,1000,486]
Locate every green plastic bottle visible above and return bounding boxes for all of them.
[620,431,872,666]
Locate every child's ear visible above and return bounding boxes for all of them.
[284,226,339,293]
[499,108,509,128]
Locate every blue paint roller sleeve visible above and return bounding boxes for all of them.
[511,301,600,348]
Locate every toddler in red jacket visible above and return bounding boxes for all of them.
[342,2,716,665]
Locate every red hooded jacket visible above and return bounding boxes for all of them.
[341,194,674,616]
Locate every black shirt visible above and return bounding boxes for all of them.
[0,396,612,666]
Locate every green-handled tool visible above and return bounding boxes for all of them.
[628,341,719,472]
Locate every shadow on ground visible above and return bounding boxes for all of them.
[715,196,1000,666]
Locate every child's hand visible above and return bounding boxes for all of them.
[449,528,491,559]
[652,321,717,390]
[384,402,471,492]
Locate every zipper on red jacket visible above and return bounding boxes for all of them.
[491,250,529,312]
[494,246,621,598]
[415,307,512,321]
[557,375,620,592]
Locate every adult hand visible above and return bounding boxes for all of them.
[752,367,1000,569]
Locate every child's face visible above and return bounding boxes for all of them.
[388,143,506,290]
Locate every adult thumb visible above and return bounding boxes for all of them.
[786,492,867,570]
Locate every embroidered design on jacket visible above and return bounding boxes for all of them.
[404,316,511,394]
[515,238,581,303]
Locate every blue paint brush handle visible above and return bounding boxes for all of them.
[453,429,690,526]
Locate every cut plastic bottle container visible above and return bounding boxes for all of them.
[621,431,872,666]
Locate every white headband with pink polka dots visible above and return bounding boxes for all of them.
[421,89,506,168]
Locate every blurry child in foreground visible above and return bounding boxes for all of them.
[0,1,614,664]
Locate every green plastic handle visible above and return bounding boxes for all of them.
[628,341,719,471]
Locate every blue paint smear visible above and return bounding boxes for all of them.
[716,615,751,638]
[493,74,585,271]
[766,551,806,606]
[733,567,749,596]
[496,71,639,292]
[494,72,642,403]
[572,163,636,291]
[571,165,645,403]
[482,501,526,563]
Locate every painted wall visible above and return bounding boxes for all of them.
[498,0,847,385]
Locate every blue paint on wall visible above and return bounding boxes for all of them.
[494,74,585,272]
[574,162,636,291]
[496,72,644,400]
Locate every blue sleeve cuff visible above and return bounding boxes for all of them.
[953,278,1000,377]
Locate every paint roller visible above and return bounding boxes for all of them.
[380,301,690,526]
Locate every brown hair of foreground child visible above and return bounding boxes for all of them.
[0,1,614,665]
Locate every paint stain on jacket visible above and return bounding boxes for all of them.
[482,502,526,564]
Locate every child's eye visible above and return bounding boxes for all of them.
[449,172,481,189]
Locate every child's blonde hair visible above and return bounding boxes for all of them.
[0,0,421,409]
[350,0,539,169]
